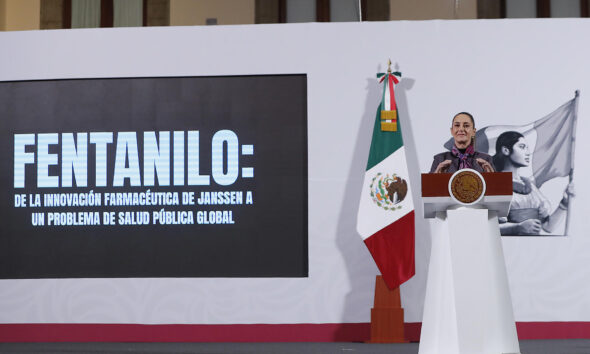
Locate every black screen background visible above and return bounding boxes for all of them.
[0,75,308,279]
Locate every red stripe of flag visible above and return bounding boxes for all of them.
[388,76,397,111]
[364,211,415,289]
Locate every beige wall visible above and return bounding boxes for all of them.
[2,0,40,31]
[0,0,6,30]
[390,0,477,20]
[0,0,480,31]
[170,0,255,26]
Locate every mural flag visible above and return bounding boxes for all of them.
[356,65,415,290]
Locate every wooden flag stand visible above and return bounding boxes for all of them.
[367,275,407,343]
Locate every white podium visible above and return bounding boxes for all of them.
[419,170,520,354]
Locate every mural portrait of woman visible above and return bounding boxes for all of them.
[492,131,574,236]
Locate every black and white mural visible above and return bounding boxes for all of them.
[444,93,578,236]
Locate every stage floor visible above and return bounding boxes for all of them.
[0,340,589,354]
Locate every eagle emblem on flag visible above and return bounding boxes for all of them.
[370,173,408,210]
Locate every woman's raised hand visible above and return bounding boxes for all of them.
[476,158,495,172]
[559,181,575,208]
[434,159,452,173]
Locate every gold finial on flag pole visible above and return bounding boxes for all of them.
[387,59,392,74]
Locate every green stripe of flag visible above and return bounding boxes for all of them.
[366,105,404,170]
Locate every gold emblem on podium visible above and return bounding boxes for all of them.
[449,169,485,205]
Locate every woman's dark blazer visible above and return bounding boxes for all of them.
[429,151,495,173]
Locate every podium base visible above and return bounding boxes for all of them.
[419,208,520,354]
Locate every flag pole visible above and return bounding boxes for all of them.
[358,0,362,21]
[564,90,579,235]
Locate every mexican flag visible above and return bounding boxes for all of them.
[356,69,415,290]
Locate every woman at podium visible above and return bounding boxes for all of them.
[429,112,495,173]
[493,131,573,235]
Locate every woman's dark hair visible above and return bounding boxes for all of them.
[493,131,524,171]
[452,112,475,127]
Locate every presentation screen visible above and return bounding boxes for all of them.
[0,75,308,279]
